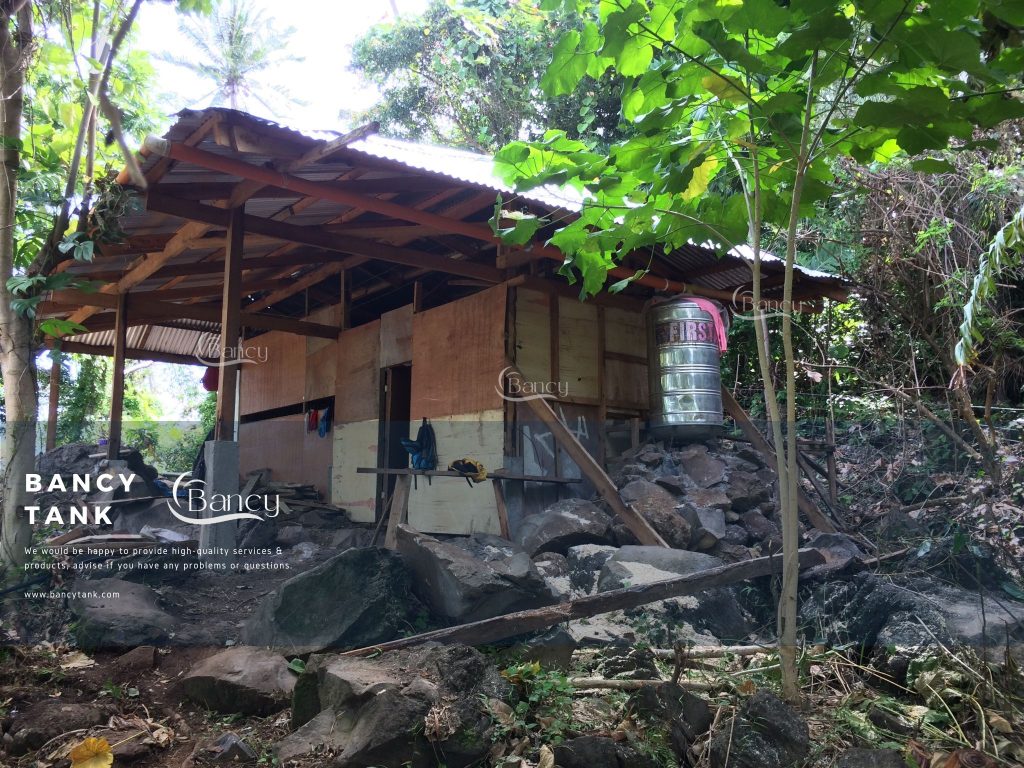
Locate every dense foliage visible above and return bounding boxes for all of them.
[351,0,627,151]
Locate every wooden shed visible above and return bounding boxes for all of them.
[40,108,848,537]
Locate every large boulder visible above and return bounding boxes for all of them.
[284,645,508,768]
[515,498,613,556]
[618,480,692,548]
[180,646,296,715]
[71,578,176,650]
[566,543,618,595]
[396,526,554,623]
[802,572,1024,677]
[242,547,415,652]
[597,546,724,591]
[553,735,659,768]
[710,691,809,768]
[598,547,754,642]
[630,682,714,758]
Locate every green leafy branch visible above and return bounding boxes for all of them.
[956,204,1024,365]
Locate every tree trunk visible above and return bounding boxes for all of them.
[0,4,35,580]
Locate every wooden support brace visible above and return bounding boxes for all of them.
[721,385,839,533]
[107,293,128,460]
[510,365,668,547]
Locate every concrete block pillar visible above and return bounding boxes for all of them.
[200,440,238,566]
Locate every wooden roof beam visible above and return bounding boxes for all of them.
[141,137,742,303]
[146,193,503,283]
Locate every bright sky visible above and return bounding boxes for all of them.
[134,0,431,133]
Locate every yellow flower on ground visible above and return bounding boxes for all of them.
[69,736,114,768]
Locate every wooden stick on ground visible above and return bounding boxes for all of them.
[343,548,825,657]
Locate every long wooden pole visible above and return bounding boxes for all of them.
[45,349,60,450]
[107,293,128,459]
[343,547,824,656]
[215,206,244,441]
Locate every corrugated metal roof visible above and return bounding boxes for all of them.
[345,135,583,212]
[58,108,846,362]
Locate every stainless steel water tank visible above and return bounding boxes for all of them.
[647,297,724,439]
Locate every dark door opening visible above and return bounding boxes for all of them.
[377,364,412,518]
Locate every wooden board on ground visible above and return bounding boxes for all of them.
[343,547,825,656]
[383,474,412,549]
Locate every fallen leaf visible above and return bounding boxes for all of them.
[737,679,756,695]
[985,709,1013,734]
[70,737,114,768]
[60,651,96,670]
[538,745,555,768]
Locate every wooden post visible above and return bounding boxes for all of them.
[492,479,511,538]
[339,269,350,330]
[107,292,128,460]
[384,474,412,549]
[721,385,838,533]
[215,205,244,441]
[825,417,839,506]
[412,280,423,313]
[513,365,668,548]
[45,349,61,451]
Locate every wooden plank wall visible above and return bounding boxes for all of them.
[330,320,381,521]
[238,414,334,493]
[512,286,648,414]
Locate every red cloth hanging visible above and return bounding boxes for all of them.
[201,366,219,392]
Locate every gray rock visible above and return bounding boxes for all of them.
[554,735,659,768]
[801,571,1024,678]
[836,748,906,768]
[566,543,618,594]
[723,524,750,546]
[202,732,259,763]
[71,578,175,650]
[679,503,727,550]
[274,709,347,761]
[686,486,732,510]
[598,546,724,591]
[515,498,613,556]
[5,701,105,756]
[180,646,295,715]
[710,691,809,768]
[242,547,414,652]
[500,627,578,670]
[741,509,780,541]
[619,479,692,548]
[287,645,507,768]
[328,527,374,550]
[630,682,713,757]
[275,525,310,547]
[397,525,554,623]
[728,469,772,512]
[807,531,865,569]
[678,448,728,488]
[654,475,692,495]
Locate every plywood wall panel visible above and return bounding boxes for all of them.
[331,419,379,522]
[238,414,333,493]
[512,288,551,384]
[239,332,305,415]
[406,410,504,534]
[605,306,647,356]
[557,296,600,400]
[380,304,413,367]
[335,321,380,423]
[411,286,507,419]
